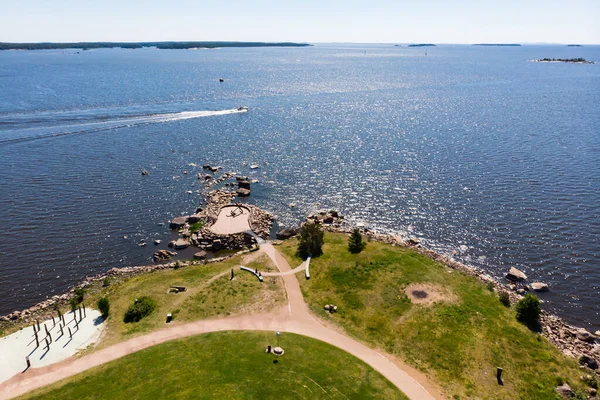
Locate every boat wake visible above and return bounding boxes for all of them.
[0,108,248,145]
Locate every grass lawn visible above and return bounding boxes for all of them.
[87,253,285,348]
[21,331,406,400]
[278,232,586,399]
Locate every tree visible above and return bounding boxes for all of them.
[297,223,324,260]
[348,228,366,254]
[97,296,110,318]
[515,293,541,329]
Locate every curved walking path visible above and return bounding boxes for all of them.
[0,243,442,400]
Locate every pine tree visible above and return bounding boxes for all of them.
[348,228,366,254]
[297,223,324,259]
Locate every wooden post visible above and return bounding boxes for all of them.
[33,325,37,335]
[52,315,55,327]
[78,306,82,321]
[35,330,39,348]
[26,356,31,369]
[61,313,65,324]
[44,324,49,337]
[497,367,503,385]
[83,304,86,318]
[36,320,40,330]
[68,327,72,339]
[45,337,50,351]
[60,323,64,337]
[231,268,234,280]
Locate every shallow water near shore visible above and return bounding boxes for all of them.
[0,44,598,330]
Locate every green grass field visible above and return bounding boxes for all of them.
[278,232,586,399]
[89,253,285,348]
[21,331,406,400]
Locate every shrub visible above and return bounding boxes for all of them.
[348,228,366,254]
[97,297,110,318]
[74,288,85,303]
[70,297,79,312]
[124,296,157,323]
[515,293,541,329]
[582,374,598,389]
[499,291,511,307]
[297,223,324,259]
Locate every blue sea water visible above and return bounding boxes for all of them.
[0,44,598,329]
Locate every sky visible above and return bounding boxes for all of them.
[0,0,598,44]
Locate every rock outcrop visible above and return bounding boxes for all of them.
[506,267,527,282]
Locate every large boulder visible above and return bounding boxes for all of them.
[170,216,188,229]
[555,383,575,398]
[276,227,299,240]
[188,214,203,224]
[236,188,251,197]
[174,239,190,250]
[193,250,207,260]
[506,267,527,282]
[579,354,599,370]
[237,180,251,189]
[575,328,598,343]
[531,282,549,292]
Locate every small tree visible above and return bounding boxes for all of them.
[69,297,79,312]
[515,293,541,329]
[297,223,324,260]
[348,228,366,254]
[97,296,110,318]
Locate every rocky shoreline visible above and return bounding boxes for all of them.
[2,203,598,377]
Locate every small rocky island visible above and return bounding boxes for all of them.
[534,57,595,64]
[408,43,436,47]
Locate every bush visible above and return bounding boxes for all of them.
[97,297,110,318]
[74,288,85,303]
[515,293,541,329]
[348,228,366,254]
[582,374,598,389]
[499,291,511,307]
[297,223,324,260]
[124,296,157,323]
[70,297,79,312]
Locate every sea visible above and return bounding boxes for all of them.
[0,44,598,330]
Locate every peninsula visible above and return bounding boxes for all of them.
[0,41,311,51]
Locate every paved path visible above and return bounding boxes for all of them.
[0,243,441,400]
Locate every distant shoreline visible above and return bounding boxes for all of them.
[473,43,521,46]
[0,41,312,51]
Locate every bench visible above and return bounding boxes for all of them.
[240,266,263,282]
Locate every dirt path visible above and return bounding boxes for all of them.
[0,244,443,400]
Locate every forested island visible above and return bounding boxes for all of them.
[473,43,521,46]
[567,44,583,47]
[408,43,436,47]
[0,41,311,51]
[535,57,595,64]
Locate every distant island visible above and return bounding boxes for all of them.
[0,41,311,51]
[567,44,583,47]
[534,57,595,64]
[407,43,436,47]
[473,43,521,46]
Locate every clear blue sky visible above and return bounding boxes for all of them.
[1,0,598,44]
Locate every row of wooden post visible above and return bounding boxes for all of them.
[28,304,86,368]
